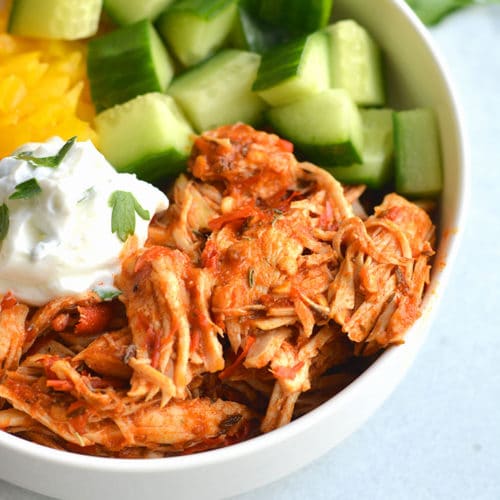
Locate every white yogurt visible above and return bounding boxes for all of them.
[0,137,169,305]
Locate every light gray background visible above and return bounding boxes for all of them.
[0,5,499,500]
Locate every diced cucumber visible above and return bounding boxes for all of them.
[327,109,394,189]
[157,0,238,67]
[88,20,174,112]
[249,0,333,36]
[393,109,443,197]
[7,0,102,40]
[95,93,194,182]
[252,31,330,107]
[103,0,175,25]
[229,6,275,53]
[326,20,385,107]
[267,89,363,166]
[168,49,266,132]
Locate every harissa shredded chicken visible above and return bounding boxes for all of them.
[0,124,435,457]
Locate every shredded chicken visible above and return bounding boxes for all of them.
[0,124,435,456]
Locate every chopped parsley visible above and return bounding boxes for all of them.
[108,190,150,242]
[78,186,96,203]
[0,204,8,242]
[93,285,122,301]
[15,136,77,168]
[9,178,41,200]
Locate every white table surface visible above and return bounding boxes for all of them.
[1,5,499,500]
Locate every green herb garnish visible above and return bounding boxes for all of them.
[109,190,150,242]
[15,136,77,168]
[93,285,122,301]
[0,204,9,242]
[78,186,96,203]
[9,178,41,200]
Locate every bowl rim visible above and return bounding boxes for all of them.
[0,0,469,478]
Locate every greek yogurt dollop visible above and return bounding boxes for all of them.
[0,137,169,305]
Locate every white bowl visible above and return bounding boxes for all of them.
[0,1,467,498]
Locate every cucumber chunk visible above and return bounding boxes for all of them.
[393,108,443,197]
[327,109,394,189]
[252,31,330,107]
[8,0,102,40]
[248,0,333,36]
[157,0,238,67]
[88,20,174,112]
[230,6,274,53]
[95,93,194,182]
[103,0,174,25]
[168,49,266,132]
[326,20,385,107]
[267,89,363,166]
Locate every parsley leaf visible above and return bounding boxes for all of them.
[93,285,122,301]
[0,204,9,242]
[9,178,41,200]
[15,136,77,168]
[108,191,150,242]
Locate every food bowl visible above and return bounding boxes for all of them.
[0,0,467,498]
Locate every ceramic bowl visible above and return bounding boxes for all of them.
[0,0,467,498]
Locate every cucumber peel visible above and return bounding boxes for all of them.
[229,6,283,53]
[247,0,334,36]
[95,93,194,182]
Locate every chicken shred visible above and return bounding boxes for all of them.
[0,124,435,456]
